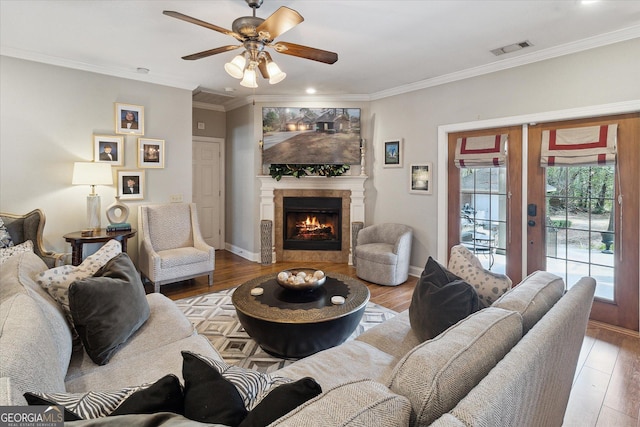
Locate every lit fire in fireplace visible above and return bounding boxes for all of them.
[296,216,333,235]
[291,215,335,241]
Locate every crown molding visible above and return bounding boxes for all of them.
[192,101,226,112]
[0,46,199,91]
[371,25,640,101]
[222,93,371,111]
[4,23,639,104]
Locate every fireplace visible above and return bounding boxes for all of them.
[259,176,366,264]
[283,197,342,251]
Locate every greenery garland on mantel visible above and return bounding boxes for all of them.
[268,164,350,181]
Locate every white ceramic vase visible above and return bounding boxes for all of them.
[105,196,130,224]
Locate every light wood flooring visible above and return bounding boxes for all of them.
[153,250,640,427]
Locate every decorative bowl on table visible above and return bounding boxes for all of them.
[276,268,326,291]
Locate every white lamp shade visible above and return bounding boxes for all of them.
[267,61,286,84]
[72,162,113,186]
[224,55,246,79]
[240,68,258,88]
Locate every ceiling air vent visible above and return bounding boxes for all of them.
[490,40,533,56]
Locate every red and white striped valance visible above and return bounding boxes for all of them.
[541,124,617,167]
[455,134,507,168]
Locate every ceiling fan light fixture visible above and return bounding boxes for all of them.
[224,54,246,79]
[266,60,286,84]
[240,67,258,88]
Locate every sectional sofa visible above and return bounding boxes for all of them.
[1,249,595,426]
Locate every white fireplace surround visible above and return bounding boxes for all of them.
[258,175,367,263]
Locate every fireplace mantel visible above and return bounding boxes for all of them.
[258,175,367,263]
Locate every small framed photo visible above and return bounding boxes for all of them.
[115,103,144,135]
[118,170,145,200]
[138,138,165,168]
[410,163,433,194]
[93,135,124,166]
[383,139,402,168]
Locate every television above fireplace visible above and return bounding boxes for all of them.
[262,107,361,165]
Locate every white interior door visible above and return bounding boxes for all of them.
[193,138,224,249]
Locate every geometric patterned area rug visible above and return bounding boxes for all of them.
[175,287,397,374]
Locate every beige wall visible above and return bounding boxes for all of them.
[224,39,640,269]
[0,57,193,261]
[1,39,638,270]
[192,107,225,138]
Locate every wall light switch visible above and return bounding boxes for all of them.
[170,194,183,203]
[197,122,205,130]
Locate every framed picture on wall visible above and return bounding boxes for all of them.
[137,138,165,168]
[115,103,144,135]
[93,135,124,166]
[118,170,145,200]
[409,163,433,194]
[383,139,402,168]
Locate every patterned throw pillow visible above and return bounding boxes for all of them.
[36,239,122,339]
[447,244,512,306]
[181,351,291,411]
[37,239,122,316]
[0,218,14,248]
[24,374,183,421]
[0,240,33,265]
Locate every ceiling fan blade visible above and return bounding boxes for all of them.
[163,10,243,41]
[258,61,269,79]
[273,42,338,64]
[256,6,303,41]
[182,45,241,61]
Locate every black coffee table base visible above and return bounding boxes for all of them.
[232,273,370,359]
[236,306,365,358]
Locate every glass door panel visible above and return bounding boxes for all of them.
[459,167,507,273]
[545,165,615,301]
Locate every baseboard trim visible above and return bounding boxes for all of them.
[224,243,260,263]
[588,320,639,338]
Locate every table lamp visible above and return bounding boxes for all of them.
[72,162,113,230]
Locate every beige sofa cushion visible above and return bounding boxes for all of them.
[356,310,421,360]
[272,379,412,427]
[275,340,397,391]
[492,270,565,333]
[0,294,68,400]
[388,307,523,426]
[0,252,73,405]
[66,293,198,381]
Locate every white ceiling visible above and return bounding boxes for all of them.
[2,0,640,106]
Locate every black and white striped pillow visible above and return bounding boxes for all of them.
[25,387,142,420]
[181,351,291,411]
[24,374,183,421]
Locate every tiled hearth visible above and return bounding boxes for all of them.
[258,175,367,264]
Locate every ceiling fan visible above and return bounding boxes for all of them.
[163,0,338,87]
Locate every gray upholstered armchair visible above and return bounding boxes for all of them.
[354,223,413,286]
[138,203,215,293]
[0,209,68,267]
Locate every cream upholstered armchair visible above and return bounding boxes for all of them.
[138,203,215,293]
[354,223,413,286]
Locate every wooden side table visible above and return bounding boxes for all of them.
[63,229,137,266]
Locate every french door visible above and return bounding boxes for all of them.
[527,113,639,330]
[447,126,523,282]
[448,113,639,331]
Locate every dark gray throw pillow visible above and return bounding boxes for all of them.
[182,351,248,426]
[409,257,483,341]
[239,377,322,427]
[69,253,150,365]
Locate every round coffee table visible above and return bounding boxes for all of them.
[232,272,370,359]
